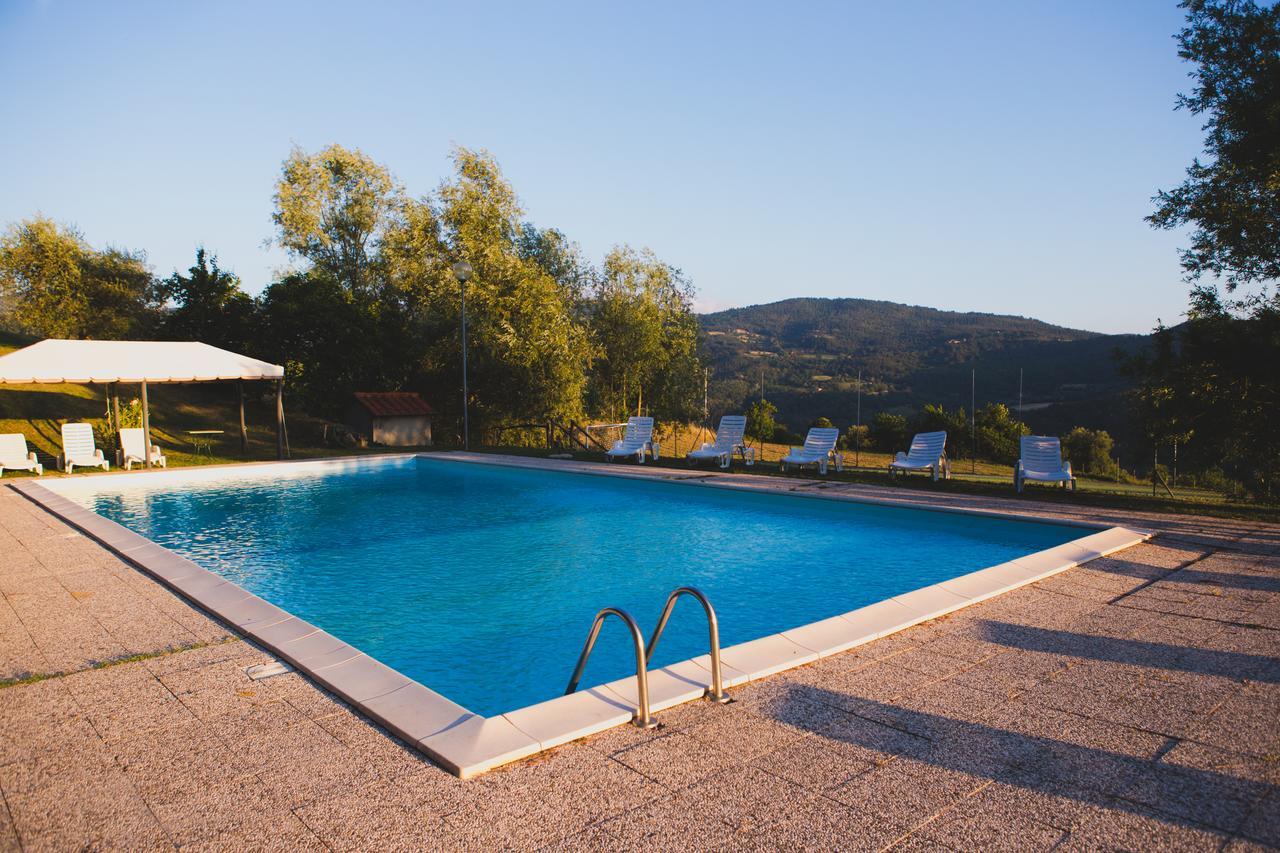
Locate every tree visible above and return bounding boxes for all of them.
[745,398,777,443]
[1148,0,1280,289]
[869,412,909,452]
[256,271,381,415]
[1126,287,1280,498]
[586,246,702,422]
[427,147,592,426]
[0,216,157,339]
[972,403,1030,464]
[272,144,403,298]
[157,248,256,350]
[1062,427,1119,478]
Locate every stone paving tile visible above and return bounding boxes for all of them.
[293,769,464,851]
[607,729,741,789]
[750,733,876,791]
[598,793,740,850]
[917,788,1069,851]
[738,793,905,852]
[438,749,663,849]
[5,765,172,850]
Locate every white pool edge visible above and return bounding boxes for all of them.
[10,452,1152,778]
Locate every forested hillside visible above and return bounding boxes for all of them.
[699,297,1150,447]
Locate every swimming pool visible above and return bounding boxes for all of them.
[53,454,1079,714]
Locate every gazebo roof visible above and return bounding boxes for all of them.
[0,340,285,385]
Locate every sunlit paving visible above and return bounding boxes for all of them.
[1,1,1277,849]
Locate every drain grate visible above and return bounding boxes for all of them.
[245,660,293,681]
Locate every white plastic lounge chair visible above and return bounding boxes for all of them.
[1017,435,1075,492]
[687,415,755,469]
[605,416,659,464]
[889,431,949,481]
[60,423,109,473]
[0,434,42,476]
[779,427,842,475]
[119,428,166,470]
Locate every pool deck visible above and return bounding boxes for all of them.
[1,462,1278,849]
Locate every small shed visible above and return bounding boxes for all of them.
[346,392,433,447]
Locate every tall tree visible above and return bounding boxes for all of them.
[0,216,156,339]
[272,144,403,298]
[1148,0,1280,289]
[587,246,702,422]
[427,147,592,426]
[157,248,256,349]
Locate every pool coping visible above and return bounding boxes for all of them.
[9,452,1152,778]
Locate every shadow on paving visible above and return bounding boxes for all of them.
[981,622,1279,683]
[1087,554,1280,593]
[783,684,1278,837]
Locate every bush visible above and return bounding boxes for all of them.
[1062,426,1119,478]
[772,425,804,445]
[839,424,869,452]
[869,412,909,452]
[809,416,834,429]
[973,403,1028,464]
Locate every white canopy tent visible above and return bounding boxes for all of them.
[0,340,288,466]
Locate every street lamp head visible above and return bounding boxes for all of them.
[451,260,473,282]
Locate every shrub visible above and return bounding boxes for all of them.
[1062,426,1119,478]
[869,412,909,452]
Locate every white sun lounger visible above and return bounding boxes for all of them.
[0,434,42,476]
[605,416,658,464]
[779,427,842,475]
[687,415,754,469]
[889,431,949,481]
[1017,435,1075,492]
[120,428,167,470]
[60,423,109,473]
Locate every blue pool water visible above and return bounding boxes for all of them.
[68,456,1077,716]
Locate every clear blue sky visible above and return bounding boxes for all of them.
[1,0,1202,334]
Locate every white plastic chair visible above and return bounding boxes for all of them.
[60,423,109,473]
[1017,435,1075,492]
[779,427,842,475]
[0,434,42,476]
[120,428,166,470]
[687,415,754,469]
[605,417,658,464]
[889,431,949,481]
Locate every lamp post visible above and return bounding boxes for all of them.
[452,260,473,451]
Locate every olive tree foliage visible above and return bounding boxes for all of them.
[422,147,592,425]
[0,216,157,339]
[267,144,603,426]
[585,246,702,422]
[1148,0,1280,290]
[272,144,403,299]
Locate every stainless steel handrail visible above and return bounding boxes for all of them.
[645,586,731,704]
[565,607,658,729]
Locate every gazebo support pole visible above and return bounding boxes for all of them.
[275,380,284,460]
[238,380,248,456]
[140,380,152,468]
[111,384,120,434]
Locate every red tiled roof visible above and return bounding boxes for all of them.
[353,392,434,417]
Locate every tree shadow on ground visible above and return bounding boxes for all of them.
[981,621,1278,683]
[780,683,1276,838]
[1086,554,1280,593]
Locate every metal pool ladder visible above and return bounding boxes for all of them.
[646,586,731,705]
[564,586,731,729]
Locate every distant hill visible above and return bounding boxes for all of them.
[699,297,1151,449]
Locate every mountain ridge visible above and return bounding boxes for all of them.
[697,296,1148,446]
